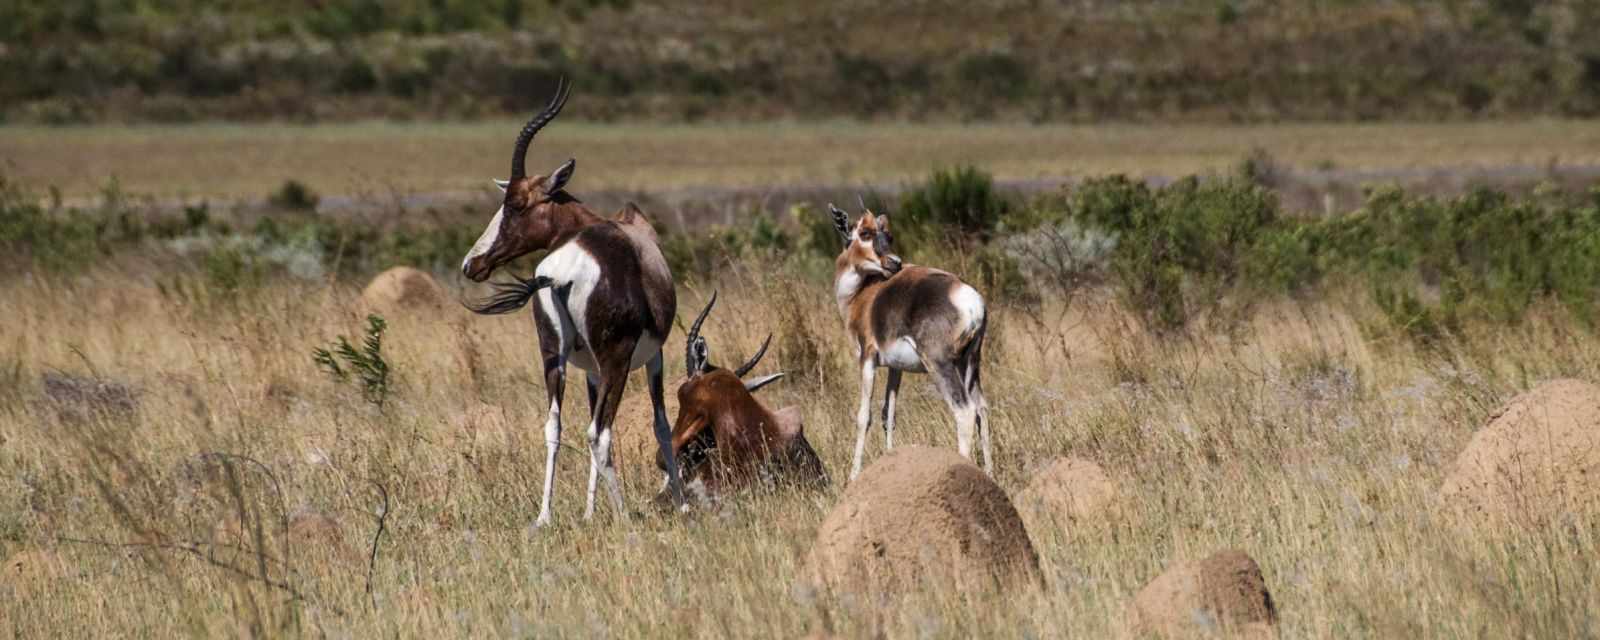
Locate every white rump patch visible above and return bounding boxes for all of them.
[535,243,604,370]
[950,284,986,340]
[462,206,504,274]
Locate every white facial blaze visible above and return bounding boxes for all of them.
[462,206,505,274]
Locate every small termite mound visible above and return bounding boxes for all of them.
[805,446,1041,594]
[1440,378,1600,524]
[361,266,448,310]
[1129,549,1278,638]
[1014,457,1119,530]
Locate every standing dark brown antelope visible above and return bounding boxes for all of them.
[825,203,991,480]
[461,78,687,526]
[653,292,827,504]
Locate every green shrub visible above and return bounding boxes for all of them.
[268,180,320,211]
[898,166,1012,243]
[1066,175,1278,331]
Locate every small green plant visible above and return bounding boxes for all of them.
[313,314,392,408]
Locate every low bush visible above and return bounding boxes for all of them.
[1056,173,1600,337]
[898,165,1013,244]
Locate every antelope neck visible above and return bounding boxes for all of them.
[540,201,606,248]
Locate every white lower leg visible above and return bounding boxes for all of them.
[850,360,877,481]
[535,401,562,527]
[584,419,600,520]
[882,370,901,451]
[954,404,977,460]
[597,428,624,516]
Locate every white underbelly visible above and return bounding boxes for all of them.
[879,337,926,372]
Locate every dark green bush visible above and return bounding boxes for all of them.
[1061,173,1600,336]
[269,180,320,211]
[898,166,1012,243]
[1066,175,1279,331]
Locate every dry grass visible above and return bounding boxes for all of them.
[2,257,1598,637]
[6,120,1600,202]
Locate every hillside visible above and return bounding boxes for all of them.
[4,0,1598,123]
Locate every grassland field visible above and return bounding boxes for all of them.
[2,121,1599,637]
[7,120,1600,204]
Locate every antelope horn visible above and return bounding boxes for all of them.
[743,372,785,393]
[685,290,717,376]
[827,203,851,246]
[509,76,571,181]
[733,334,772,378]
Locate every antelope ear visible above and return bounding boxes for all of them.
[744,372,785,393]
[493,179,510,192]
[875,214,889,232]
[827,203,851,245]
[545,158,576,195]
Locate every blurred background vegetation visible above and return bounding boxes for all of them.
[4,0,1600,124]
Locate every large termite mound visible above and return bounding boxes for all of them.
[805,446,1041,593]
[361,266,448,310]
[1014,457,1118,530]
[1130,549,1278,638]
[1440,378,1600,522]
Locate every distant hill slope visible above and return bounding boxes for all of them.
[2,0,1597,123]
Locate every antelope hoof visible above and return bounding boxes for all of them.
[533,514,554,529]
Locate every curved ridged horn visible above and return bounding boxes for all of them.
[685,290,717,376]
[509,77,571,181]
[827,203,851,246]
[733,334,772,378]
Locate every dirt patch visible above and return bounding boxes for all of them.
[1130,549,1278,638]
[1440,378,1600,523]
[805,445,1041,593]
[1014,457,1118,530]
[3,548,67,587]
[360,266,448,310]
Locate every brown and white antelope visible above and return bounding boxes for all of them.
[825,203,992,479]
[653,292,827,504]
[461,78,688,526]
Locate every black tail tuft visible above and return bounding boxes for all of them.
[463,273,553,315]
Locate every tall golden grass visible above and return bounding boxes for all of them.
[1,259,1597,637]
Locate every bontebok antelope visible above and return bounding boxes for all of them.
[655,292,827,503]
[461,78,687,525]
[826,203,991,480]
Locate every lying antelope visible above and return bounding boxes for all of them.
[461,78,687,525]
[655,292,827,503]
[826,203,992,479]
